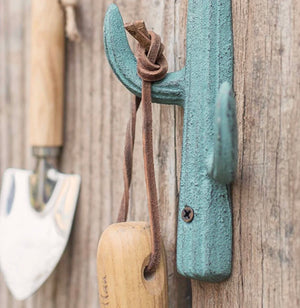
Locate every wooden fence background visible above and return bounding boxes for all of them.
[0,0,299,307]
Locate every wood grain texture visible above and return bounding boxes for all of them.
[0,0,190,307]
[30,0,65,147]
[1,0,299,307]
[97,222,168,307]
[192,0,300,307]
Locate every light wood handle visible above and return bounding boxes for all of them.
[97,222,168,307]
[30,0,65,147]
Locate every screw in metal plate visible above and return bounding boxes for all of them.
[181,206,194,223]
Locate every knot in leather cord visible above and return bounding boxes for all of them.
[117,21,168,275]
[136,31,168,82]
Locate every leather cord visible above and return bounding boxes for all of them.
[117,96,141,223]
[117,21,168,274]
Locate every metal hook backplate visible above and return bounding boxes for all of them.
[104,0,237,282]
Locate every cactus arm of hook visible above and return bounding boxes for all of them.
[104,4,185,107]
[208,82,238,184]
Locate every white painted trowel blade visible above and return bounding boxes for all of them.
[0,168,80,300]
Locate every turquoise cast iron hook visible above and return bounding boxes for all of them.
[104,0,237,282]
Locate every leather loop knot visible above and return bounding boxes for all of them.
[136,31,168,82]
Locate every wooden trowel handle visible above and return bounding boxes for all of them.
[30,0,65,147]
[97,222,168,307]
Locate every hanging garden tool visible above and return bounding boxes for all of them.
[97,21,168,307]
[103,0,237,282]
[0,0,80,300]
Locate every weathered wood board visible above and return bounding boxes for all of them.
[192,0,300,307]
[0,0,299,307]
[0,0,190,307]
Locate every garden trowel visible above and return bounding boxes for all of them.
[0,0,80,300]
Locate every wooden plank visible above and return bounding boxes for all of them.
[192,0,300,307]
[0,0,190,307]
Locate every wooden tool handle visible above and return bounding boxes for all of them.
[97,222,168,307]
[30,0,65,147]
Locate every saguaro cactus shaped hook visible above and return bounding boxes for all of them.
[104,0,237,282]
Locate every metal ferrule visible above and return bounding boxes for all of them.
[32,146,61,158]
[30,146,61,211]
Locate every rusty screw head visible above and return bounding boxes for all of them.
[181,206,194,223]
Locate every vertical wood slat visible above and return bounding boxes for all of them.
[0,0,190,307]
[1,0,299,307]
[192,0,300,307]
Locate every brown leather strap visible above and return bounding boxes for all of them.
[117,96,140,222]
[117,21,168,274]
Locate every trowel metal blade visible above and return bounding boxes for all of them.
[0,168,80,300]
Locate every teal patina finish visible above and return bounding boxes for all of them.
[104,0,237,282]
